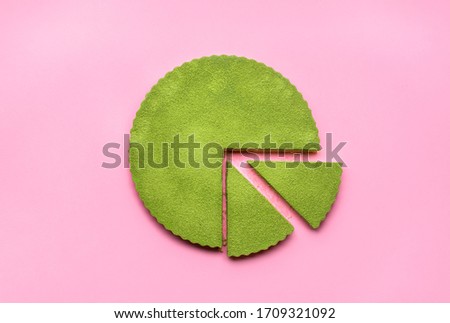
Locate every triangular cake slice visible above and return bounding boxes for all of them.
[250,161,342,229]
[226,164,294,257]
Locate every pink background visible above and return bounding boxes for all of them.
[1,0,449,302]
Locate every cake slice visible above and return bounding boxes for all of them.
[251,161,342,229]
[226,164,294,257]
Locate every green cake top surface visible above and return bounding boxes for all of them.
[130,55,329,252]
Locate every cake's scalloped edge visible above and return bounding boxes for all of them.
[309,164,343,230]
[130,171,223,250]
[228,227,294,258]
[130,54,320,147]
